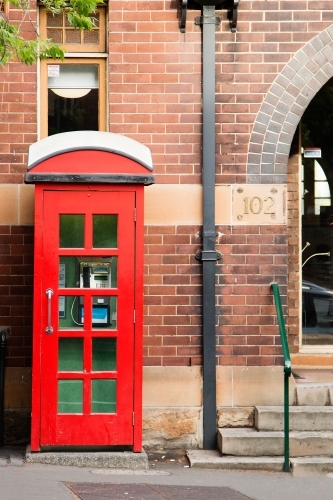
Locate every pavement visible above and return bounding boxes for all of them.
[2,448,333,500]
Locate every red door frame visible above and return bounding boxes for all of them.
[31,184,144,452]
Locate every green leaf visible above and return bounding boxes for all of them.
[0,0,99,65]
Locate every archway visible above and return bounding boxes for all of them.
[247,24,333,184]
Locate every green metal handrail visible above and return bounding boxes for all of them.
[270,282,291,473]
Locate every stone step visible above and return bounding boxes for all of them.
[186,450,333,476]
[295,383,333,406]
[218,428,333,457]
[255,406,333,431]
[25,446,148,469]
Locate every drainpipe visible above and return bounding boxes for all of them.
[194,2,221,450]
[180,0,239,450]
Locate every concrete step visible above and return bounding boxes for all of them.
[291,457,333,476]
[255,406,333,431]
[187,450,284,472]
[218,428,333,457]
[187,450,333,476]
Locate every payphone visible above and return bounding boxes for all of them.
[26,130,154,452]
[79,260,111,289]
[59,258,115,328]
[79,259,112,327]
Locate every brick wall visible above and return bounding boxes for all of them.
[1,1,333,371]
[0,226,33,367]
[216,1,333,184]
[108,1,202,184]
[143,225,203,366]
[216,224,287,366]
[0,1,37,184]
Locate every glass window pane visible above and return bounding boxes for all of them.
[315,182,330,198]
[92,338,116,371]
[59,215,84,248]
[91,380,116,413]
[47,28,62,43]
[92,296,117,330]
[79,259,114,288]
[47,13,62,27]
[59,257,117,289]
[93,215,117,248]
[315,161,327,181]
[48,88,98,136]
[58,380,83,413]
[59,296,84,330]
[302,290,333,345]
[59,257,78,289]
[58,338,83,371]
[48,65,98,91]
[65,29,81,44]
[84,30,99,44]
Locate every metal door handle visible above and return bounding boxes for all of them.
[45,288,54,334]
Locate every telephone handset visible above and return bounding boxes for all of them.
[82,265,90,288]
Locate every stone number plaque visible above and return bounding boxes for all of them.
[232,184,286,225]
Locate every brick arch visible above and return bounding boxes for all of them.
[247,25,333,184]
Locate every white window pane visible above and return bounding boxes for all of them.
[48,65,99,90]
[315,198,331,215]
[315,181,330,198]
[315,161,327,181]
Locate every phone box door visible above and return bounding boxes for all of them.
[31,186,144,451]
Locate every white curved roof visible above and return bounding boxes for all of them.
[28,131,153,171]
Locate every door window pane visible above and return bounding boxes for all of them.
[79,259,114,288]
[59,296,84,330]
[58,338,83,371]
[92,296,117,330]
[92,338,116,371]
[60,215,84,248]
[93,215,117,248]
[91,380,116,413]
[58,380,83,413]
[59,257,78,289]
[59,257,117,289]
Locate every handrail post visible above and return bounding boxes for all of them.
[270,283,291,473]
[284,368,290,472]
[0,327,8,447]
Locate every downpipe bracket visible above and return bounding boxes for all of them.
[195,16,221,27]
[196,250,222,261]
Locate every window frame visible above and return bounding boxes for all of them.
[39,6,107,138]
[40,58,106,138]
[39,7,106,53]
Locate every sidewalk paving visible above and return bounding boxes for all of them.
[1,448,333,500]
[66,483,250,499]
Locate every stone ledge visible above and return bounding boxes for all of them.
[217,407,254,428]
[25,446,148,469]
[143,407,202,449]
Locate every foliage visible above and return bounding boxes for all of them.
[0,0,99,65]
